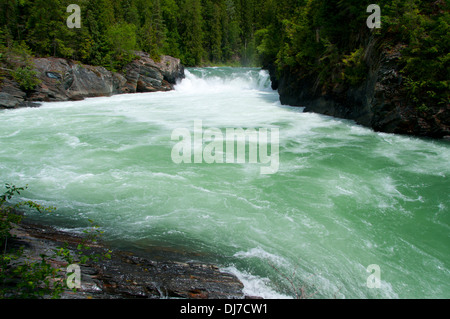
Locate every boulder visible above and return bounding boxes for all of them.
[123,52,185,93]
[0,92,21,108]
[10,222,245,299]
[0,52,185,109]
[0,77,40,109]
[27,57,127,102]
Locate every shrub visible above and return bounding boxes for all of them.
[0,184,110,299]
[10,66,41,91]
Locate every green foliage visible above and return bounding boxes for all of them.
[0,0,447,107]
[396,2,449,110]
[0,41,40,90]
[10,66,41,91]
[0,184,26,246]
[254,0,448,110]
[0,184,111,299]
[1,249,66,299]
[105,22,138,71]
[180,0,204,66]
[0,0,271,67]
[1,41,34,67]
[375,0,449,110]
[0,184,60,298]
[0,184,54,248]
[341,47,367,86]
[138,0,167,61]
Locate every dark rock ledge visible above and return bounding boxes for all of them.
[9,222,245,299]
[267,40,450,139]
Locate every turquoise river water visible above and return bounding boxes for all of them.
[0,68,449,298]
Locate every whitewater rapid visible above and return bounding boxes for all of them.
[0,67,449,298]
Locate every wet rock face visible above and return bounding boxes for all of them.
[0,78,38,109]
[123,53,185,93]
[0,52,185,108]
[9,223,244,299]
[97,253,244,299]
[0,92,22,108]
[268,41,450,139]
[370,45,450,138]
[27,58,124,102]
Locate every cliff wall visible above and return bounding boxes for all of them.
[268,38,449,139]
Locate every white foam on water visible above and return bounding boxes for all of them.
[175,68,274,95]
[1,67,449,299]
[222,266,293,299]
[233,247,289,267]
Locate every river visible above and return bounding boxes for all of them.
[0,67,449,299]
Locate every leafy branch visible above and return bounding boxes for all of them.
[0,183,111,299]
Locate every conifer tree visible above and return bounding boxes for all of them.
[180,0,204,66]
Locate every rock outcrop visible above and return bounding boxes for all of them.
[29,58,127,102]
[0,52,185,109]
[0,77,39,109]
[10,222,245,299]
[122,53,185,94]
[268,39,450,139]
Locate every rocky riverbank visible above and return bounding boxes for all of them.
[0,52,185,109]
[267,39,450,140]
[8,222,246,299]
